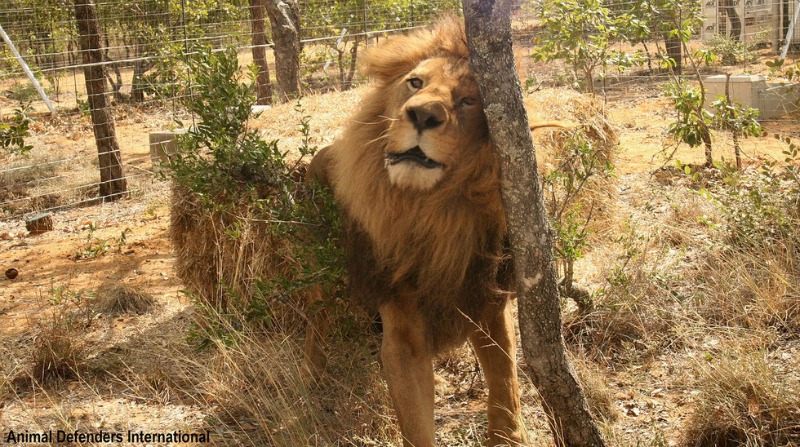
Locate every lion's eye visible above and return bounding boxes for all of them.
[407,77,423,91]
[459,97,477,107]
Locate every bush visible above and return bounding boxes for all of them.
[717,168,798,250]
[705,35,757,66]
[532,0,626,93]
[166,46,345,329]
[0,104,33,155]
[694,149,800,335]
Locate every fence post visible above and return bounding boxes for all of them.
[74,0,127,201]
[0,23,57,115]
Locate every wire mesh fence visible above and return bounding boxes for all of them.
[1,0,799,225]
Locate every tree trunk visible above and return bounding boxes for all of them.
[74,0,127,201]
[722,0,743,41]
[665,33,683,75]
[249,0,273,105]
[462,1,606,446]
[131,58,154,103]
[725,74,742,170]
[701,120,713,168]
[131,35,154,103]
[345,35,359,90]
[265,0,301,101]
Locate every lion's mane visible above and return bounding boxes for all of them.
[322,18,511,351]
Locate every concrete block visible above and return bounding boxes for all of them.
[760,84,800,118]
[704,74,800,119]
[149,129,189,163]
[251,105,272,114]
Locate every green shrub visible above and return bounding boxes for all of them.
[1,104,33,155]
[705,34,757,66]
[166,46,345,328]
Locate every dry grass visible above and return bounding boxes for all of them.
[106,307,395,446]
[527,89,619,223]
[0,153,64,216]
[681,346,800,447]
[564,226,681,362]
[693,242,800,337]
[170,185,290,316]
[527,88,618,156]
[565,164,799,445]
[94,285,156,315]
[570,353,618,423]
[191,316,394,446]
[28,311,88,386]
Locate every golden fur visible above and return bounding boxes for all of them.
[313,18,510,347]
[306,17,523,446]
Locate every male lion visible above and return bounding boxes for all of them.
[306,18,527,447]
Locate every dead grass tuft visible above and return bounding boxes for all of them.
[0,151,101,217]
[29,313,87,386]
[681,347,800,447]
[95,285,156,315]
[565,291,677,363]
[565,231,680,362]
[0,155,59,215]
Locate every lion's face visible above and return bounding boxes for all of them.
[383,56,489,191]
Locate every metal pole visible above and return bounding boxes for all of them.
[780,0,800,59]
[0,22,57,115]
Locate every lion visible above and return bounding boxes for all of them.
[303,18,563,447]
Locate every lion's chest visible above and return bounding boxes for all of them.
[342,202,509,351]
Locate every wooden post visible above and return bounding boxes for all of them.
[74,0,127,201]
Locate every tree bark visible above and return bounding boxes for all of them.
[249,0,273,105]
[722,0,743,41]
[74,0,127,201]
[703,136,714,167]
[131,56,154,103]
[725,74,742,170]
[665,33,683,75]
[264,0,301,101]
[346,36,359,89]
[462,1,606,446]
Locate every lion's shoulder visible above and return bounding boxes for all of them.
[305,145,334,187]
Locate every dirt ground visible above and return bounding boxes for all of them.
[2,73,799,446]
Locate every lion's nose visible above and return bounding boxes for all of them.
[406,102,446,132]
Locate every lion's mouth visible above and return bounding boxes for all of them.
[385,146,444,169]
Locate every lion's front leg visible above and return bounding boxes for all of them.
[469,299,523,446]
[379,300,435,447]
[302,285,331,378]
